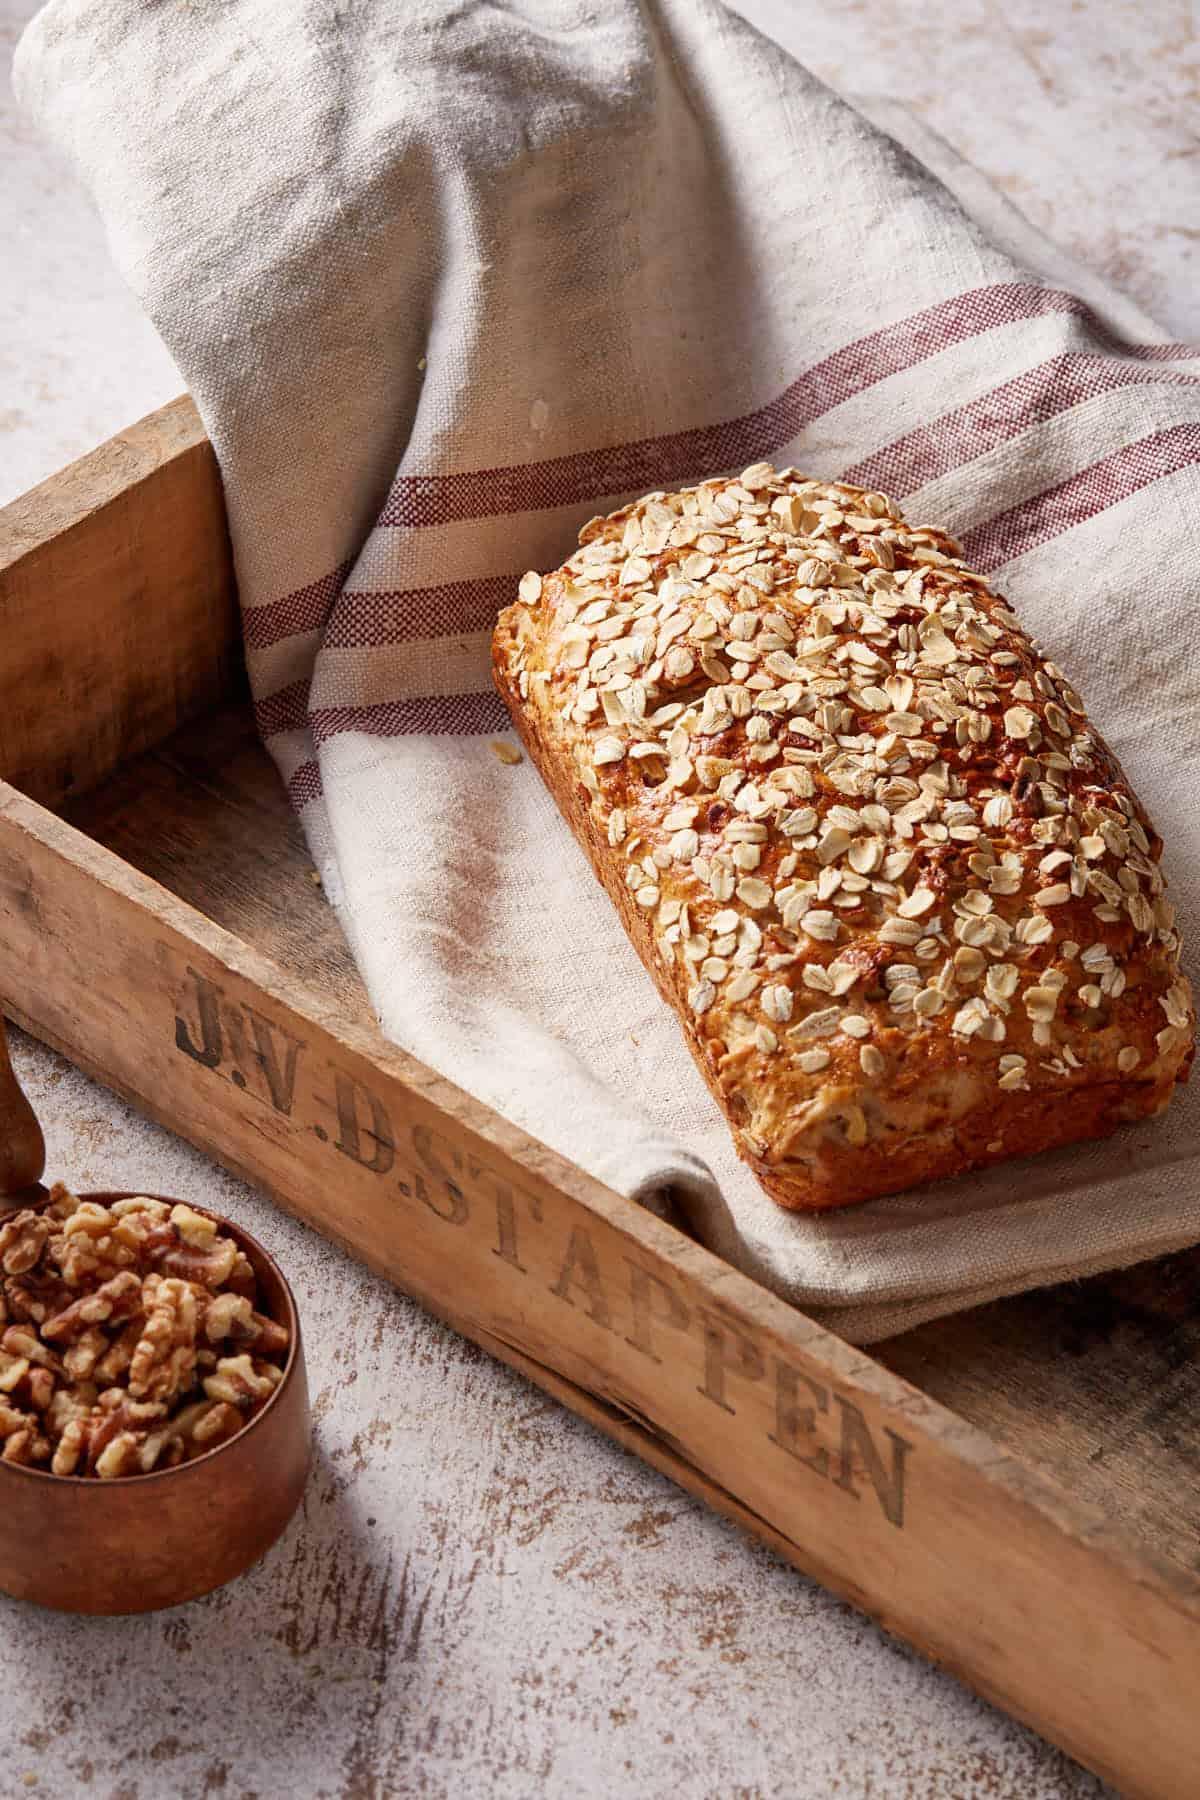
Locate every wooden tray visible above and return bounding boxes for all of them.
[2,399,1197,1796]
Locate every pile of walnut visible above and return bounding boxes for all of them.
[0,1186,288,1479]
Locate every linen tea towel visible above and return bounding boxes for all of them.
[15,0,1200,1341]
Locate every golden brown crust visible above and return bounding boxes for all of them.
[493,464,1194,1211]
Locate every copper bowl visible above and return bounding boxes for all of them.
[0,1193,311,1615]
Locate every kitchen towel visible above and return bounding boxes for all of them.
[16,0,1200,1341]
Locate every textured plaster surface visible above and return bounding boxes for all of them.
[4,0,1196,1792]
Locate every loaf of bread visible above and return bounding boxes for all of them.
[492,464,1194,1210]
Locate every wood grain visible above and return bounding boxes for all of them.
[0,1012,45,1203]
[880,1253,1200,1577]
[0,397,240,807]
[63,704,365,1007]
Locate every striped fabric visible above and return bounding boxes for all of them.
[19,0,1200,1338]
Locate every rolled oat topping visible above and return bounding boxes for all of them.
[500,465,1192,1134]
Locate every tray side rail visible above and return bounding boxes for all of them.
[0,397,241,808]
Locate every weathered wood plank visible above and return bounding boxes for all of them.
[63,703,363,1006]
[880,1251,1200,1578]
[0,397,241,807]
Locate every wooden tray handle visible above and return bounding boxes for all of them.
[0,1015,46,1208]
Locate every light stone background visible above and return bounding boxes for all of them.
[2,0,1196,1793]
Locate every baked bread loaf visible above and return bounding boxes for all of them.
[492,464,1194,1210]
